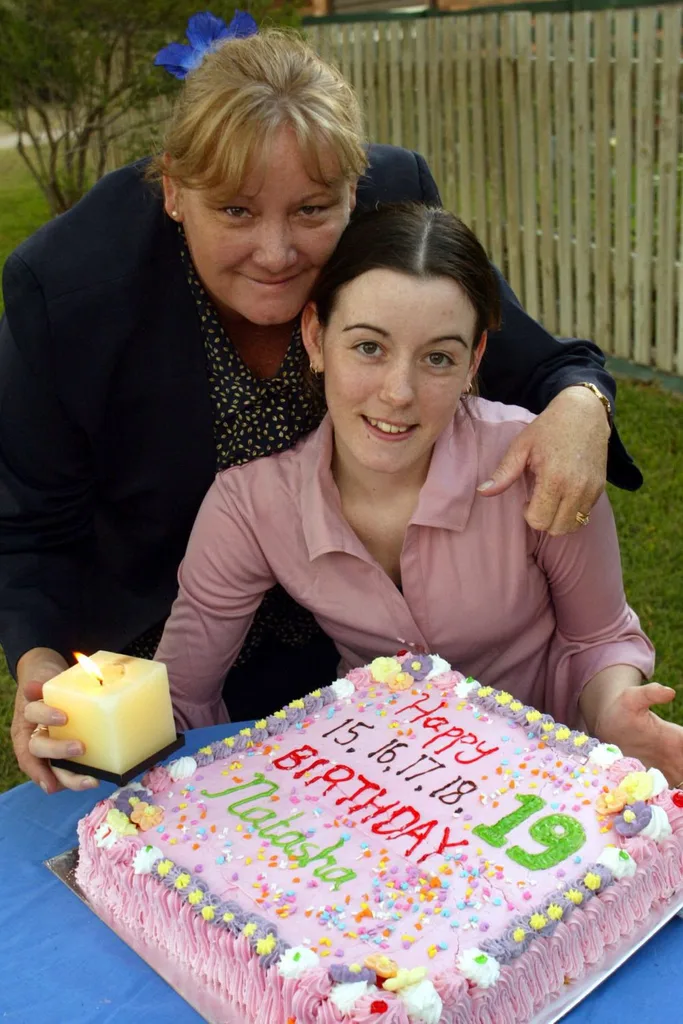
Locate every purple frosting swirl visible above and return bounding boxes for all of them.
[303,694,325,715]
[194,750,215,768]
[209,739,233,760]
[266,715,289,735]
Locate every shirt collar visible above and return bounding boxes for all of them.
[300,407,480,561]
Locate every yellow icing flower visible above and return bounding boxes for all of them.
[288,700,305,710]
[542,722,554,733]
[370,657,403,685]
[384,967,427,992]
[223,737,235,747]
[564,889,584,905]
[364,954,398,979]
[223,912,235,923]
[555,727,571,741]
[583,872,602,892]
[174,873,191,890]
[623,809,637,823]
[242,922,257,937]
[130,801,165,831]
[105,809,138,837]
[477,686,493,698]
[387,672,413,692]
[512,927,527,943]
[254,719,267,730]
[156,859,173,878]
[510,701,524,712]
[199,746,213,755]
[619,771,654,803]
[274,711,286,719]
[239,727,252,736]
[348,964,363,974]
[596,789,628,816]
[547,904,564,921]
[310,689,322,698]
[495,691,513,706]
[573,733,589,747]
[526,710,542,722]
[202,906,215,921]
[128,795,141,806]
[256,934,277,955]
[188,889,204,905]
[529,914,547,931]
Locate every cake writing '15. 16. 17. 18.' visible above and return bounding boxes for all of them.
[76,653,683,1023]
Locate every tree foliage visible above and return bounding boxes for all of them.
[0,1,303,215]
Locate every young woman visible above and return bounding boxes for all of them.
[153,204,682,786]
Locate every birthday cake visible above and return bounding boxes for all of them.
[76,654,683,1023]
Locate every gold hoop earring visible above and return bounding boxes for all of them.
[463,381,472,394]
[309,361,323,377]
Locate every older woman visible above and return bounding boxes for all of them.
[154,203,681,785]
[6,17,637,794]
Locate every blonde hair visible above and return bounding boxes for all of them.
[148,29,367,195]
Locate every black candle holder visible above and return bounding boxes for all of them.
[50,733,185,786]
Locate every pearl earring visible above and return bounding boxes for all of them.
[170,209,178,219]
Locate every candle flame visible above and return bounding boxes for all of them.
[73,651,104,685]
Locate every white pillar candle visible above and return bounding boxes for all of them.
[43,651,177,775]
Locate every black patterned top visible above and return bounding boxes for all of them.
[126,228,326,663]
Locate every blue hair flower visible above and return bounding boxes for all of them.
[154,10,258,80]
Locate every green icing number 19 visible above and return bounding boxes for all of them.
[472,794,586,870]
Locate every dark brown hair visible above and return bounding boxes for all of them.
[310,203,501,346]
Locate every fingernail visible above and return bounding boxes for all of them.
[49,711,67,725]
[477,479,494,492]
[67,741,84,756]
[39,781,49,795]
[81,776,98,789]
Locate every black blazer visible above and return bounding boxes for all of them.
[0,145,640,675]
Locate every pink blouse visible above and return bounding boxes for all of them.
[156,399,654,730]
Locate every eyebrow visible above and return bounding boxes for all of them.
[230,187,338,202]
[342,323,470,348]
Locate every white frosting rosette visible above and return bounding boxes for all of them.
[167,756,198,781]
[277,946,319,979]
[331,677,356,700]
[94,823,118,849]
[456,948,500,988]
[424,655,451,682]
[640,804,673,842]
[596,845,637,879]
[588,742,623,767]
[329,980,371,1014]
[133,844,164,875]
[398,979,443,1024]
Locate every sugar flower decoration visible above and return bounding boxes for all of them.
[387,671,414,692]
[596,787,628,816]
[383,966,427,992]
[619,771,655,804]
[331,677,355,700]
[154,11,258,80]
[370,656,403,685]
[130,801,165,831]
[112,784,151,815]
[105,808,138,836]
[614,800,652,837]
[400,653,433,682]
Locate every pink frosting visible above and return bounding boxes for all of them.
[429,670,467,691]
[142,765,172,793]
[345,666,373,689]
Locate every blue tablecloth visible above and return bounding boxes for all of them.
[1,722,682,1023]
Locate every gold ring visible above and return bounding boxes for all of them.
[575,511,590,527]
[30,724,48,739]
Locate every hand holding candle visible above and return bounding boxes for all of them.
[43,651,180,782]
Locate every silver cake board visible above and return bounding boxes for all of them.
[47,848,683,1024]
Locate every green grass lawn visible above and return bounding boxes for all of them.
[0,147,681,794]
